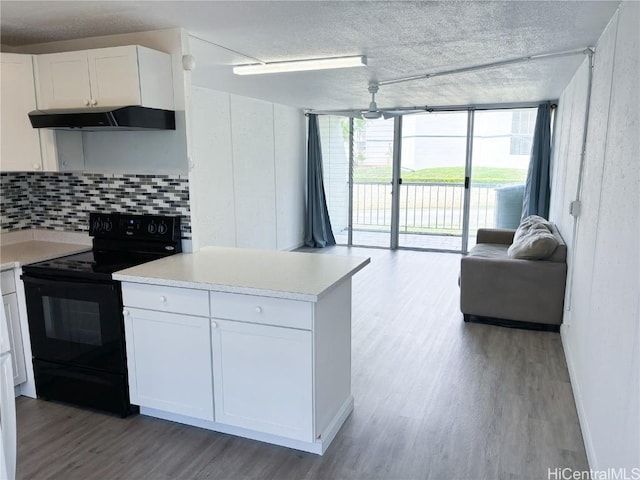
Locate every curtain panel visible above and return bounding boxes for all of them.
[304,114,336,248]
[522,102,552,220]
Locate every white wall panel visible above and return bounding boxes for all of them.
[552,1,640,471]
[188,87,305,252]
[273,105,306,251]
[549,90,572,221]
[189,87,236,250]
[582,1,639,468]
[569,8,618,326]
[550,79,574,226]
[230,95,277,250]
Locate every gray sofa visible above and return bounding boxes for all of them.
[459,222,567,328]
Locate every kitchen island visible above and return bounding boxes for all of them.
[113,246,370,454]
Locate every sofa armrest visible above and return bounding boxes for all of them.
[476,228,516,245]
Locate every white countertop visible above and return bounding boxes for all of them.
[113,246,370,301]
[0,241,91,271]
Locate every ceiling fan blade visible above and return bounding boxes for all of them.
[381,111,403,119]
[381,107,431,119]
[306,109,364,118]
[362,110,382,120]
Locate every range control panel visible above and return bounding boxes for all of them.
[89,213,181,242]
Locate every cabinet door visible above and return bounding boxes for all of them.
[37,51,92,109]
[2,293,27,386]
[211,318,313,441]
[124,308,213,421]
[0,53,43,172]
[88,46,141,107]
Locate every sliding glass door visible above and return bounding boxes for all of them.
[351,117,395,248]
[468,109,536,248]
[320,107,536,252]
[398,112,469,250]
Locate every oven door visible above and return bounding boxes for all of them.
[22,275,126,374]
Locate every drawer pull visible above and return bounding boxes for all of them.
[254,306,263,313]
[159,296,167,303]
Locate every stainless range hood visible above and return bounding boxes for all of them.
[28,106,176,131]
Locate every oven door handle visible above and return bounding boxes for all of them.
[21,275,118,291]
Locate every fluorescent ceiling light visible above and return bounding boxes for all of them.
[233,55,367,75]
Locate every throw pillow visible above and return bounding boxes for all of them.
[508,229,559,260]
[513,215,552,243]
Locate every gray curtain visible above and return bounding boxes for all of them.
[522,102,552,220]
[304,114,336,248]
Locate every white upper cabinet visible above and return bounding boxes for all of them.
[36,45,174,110]
[0,53,43,171]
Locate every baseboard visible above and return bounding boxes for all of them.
[137,395,354,455]
[561,324,597,469]
[317,395,354,455]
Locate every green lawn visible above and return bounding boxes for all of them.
[354,166,527,185]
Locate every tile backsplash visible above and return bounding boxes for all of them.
[0,173,31,232]
[1,172,191,238]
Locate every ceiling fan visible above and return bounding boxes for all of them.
[310,82,430,120]
[306,47,592,119]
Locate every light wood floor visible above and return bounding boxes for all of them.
[15,247,588,480]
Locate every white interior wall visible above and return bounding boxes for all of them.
[16,29,189,174]
[189,86,237,250]
[188,87,305,252]
[273,104,306,251]
[230,94,278,250]
[550,1,639,470]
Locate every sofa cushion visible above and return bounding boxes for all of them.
[467,243,510,259]
[508,228,559,260]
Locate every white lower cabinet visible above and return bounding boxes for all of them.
[211,318,313,442]
[2,269,27,387]
[123,307,213,421]
[120,279,354,454]
[2,292,27,386]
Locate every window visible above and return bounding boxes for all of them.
[510,110,537,155]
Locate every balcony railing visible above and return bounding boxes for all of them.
[353,181,508,235]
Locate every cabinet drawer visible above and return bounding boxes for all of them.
[1,270,16,294]
[210,291,312,330]
[122,282,209,317]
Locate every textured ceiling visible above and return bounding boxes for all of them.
[1,1,620,110]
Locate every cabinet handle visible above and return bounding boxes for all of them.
[91,98,98,106]
[33,163,41,170]
[85,99,90,106]
[159,296,167,303]
[123,309,129,316]
[254,306,263,313]
[211,321,218,328]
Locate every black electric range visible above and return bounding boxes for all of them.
[21,212,182,416]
